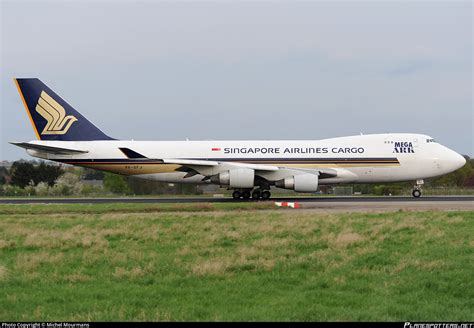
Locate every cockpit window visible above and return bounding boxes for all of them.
[426,138,436,143]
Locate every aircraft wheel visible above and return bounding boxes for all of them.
[261,190,271,200]
[232,190,241,200]
[252,189,261,200]
[242,190,251,200]
[412,189,422,198]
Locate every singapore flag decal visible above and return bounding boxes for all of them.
[211,148,221,152]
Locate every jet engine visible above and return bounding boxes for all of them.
[275,174,319,192]
[210,168,255,188]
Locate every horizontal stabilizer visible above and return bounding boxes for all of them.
[10,142,88,155]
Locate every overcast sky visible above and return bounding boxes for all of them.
[1,0,472,160]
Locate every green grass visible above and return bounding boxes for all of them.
[0,203,472,321]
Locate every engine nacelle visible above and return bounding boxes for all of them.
[275,174,319,192]
[210,168,255,188]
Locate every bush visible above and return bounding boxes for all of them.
[80,184,103,196]
[104,173,131,194]
[24,185,36,196]
[34,182,50,196]
[1,185,28,197]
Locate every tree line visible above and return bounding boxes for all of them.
[0,161,203,196]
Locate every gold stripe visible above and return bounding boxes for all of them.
[14,79,41,140]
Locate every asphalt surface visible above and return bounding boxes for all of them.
[0,196,473,204]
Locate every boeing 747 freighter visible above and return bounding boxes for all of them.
[10,79,466,199]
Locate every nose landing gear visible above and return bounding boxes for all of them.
[412,179,424,198]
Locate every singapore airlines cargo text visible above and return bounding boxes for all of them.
[223,147,366,154]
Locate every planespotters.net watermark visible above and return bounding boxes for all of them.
[2,324,89,328]
[405,323,474,328]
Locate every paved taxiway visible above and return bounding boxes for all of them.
[1,196,472,212]
[299,200,473,213]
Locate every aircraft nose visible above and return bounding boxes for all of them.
[448,150,466,171]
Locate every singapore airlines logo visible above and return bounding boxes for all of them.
[35,91,78,135]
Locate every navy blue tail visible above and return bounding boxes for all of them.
[15,78,114,141]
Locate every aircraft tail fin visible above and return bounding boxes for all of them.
[14,78,114,141]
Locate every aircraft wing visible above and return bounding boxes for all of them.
[162,158,338,180]
[10,142,89,155]
[164,159,337,176]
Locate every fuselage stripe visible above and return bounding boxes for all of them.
[58,157,400,165]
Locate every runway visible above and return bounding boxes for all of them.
[1,195,473,204]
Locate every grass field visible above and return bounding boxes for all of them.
[0,203,472,321]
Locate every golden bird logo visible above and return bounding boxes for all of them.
[35,91,78,135]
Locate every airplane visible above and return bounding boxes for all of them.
[10,78,466,200]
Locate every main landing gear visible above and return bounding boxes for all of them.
[412,179,424,198]
[232,189,271,200]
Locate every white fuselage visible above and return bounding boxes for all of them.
[25,133,466,188]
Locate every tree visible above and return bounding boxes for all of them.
[35,162,63,186]
[10,161,35,188]
[9,161,63,188]
[0,166,7,185]
[429,157,472,187]
[82,168,105,180]
[104,173,131,194]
